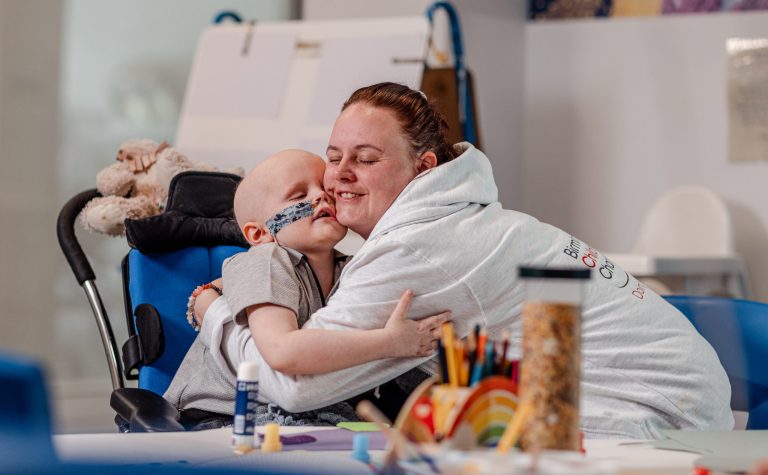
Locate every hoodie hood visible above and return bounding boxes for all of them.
[368,143,499,240]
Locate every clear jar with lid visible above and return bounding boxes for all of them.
[518,266,590,451]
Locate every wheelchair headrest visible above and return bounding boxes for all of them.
[125,171,248,253]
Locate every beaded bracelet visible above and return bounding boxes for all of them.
[186,283,223,332]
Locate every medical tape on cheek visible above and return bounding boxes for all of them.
[265,200,316,235]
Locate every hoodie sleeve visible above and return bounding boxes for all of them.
[245,238,485,413]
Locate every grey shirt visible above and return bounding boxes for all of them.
[224,244,335,328]
[163,243,353,421]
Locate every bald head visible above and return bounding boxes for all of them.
[234,149,325,231]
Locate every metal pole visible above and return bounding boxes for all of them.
[83,280,125,390]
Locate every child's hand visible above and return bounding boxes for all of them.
[384,289,451,357]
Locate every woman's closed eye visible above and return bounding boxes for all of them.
[356,154,380,165]
[326,154,379,166]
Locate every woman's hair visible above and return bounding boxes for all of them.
[342,82,458,165]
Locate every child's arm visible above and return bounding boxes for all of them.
[247,289,449,376]
[192,278,223,328]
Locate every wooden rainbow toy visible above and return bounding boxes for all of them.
[395,376,519,449]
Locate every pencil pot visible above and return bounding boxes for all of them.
[395,376,519,448]
[518,267,590,451]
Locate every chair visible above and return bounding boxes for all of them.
[634,185,732,257]
[664,295,768,429]
[0,353,56,468]
[609,185,752,298]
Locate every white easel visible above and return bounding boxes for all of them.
[175,16,430,171]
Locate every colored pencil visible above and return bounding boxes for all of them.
[469,335,486,386]
[442,322,458,387]
[466,330,477,376]
[437,340,448,384]
[499,330,510,375]
[476,329,487,363]
[484,340,495,377]
[496,399,533,452]
[357,401,439,473]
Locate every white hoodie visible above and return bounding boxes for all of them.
[234,143,733,438]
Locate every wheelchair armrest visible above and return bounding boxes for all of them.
[110,388,185,432]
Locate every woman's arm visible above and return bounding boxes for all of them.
[238,242,485,413]
[247,290,449,376]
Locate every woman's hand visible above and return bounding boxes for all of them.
[384,289,450,357]
[193,278,223,327]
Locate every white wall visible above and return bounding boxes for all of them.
[59,0,297,196]
[524,12,768,301]
[0,0,298,434]
[55,1,297,377]
[303,0,527,208]
[0,0,62,365]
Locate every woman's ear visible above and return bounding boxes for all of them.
[243,222,274,246]
[417,151,438,173]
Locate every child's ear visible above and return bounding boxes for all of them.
[417,151,437,173]
[243,222,274,246]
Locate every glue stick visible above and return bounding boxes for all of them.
[232,361,260,453]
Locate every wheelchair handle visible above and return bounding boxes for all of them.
[57,188,125,390]
[57,189,100,285]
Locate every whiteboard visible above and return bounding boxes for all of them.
[175,16,430,170]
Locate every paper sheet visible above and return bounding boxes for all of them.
[183,28,296,119]
[307,34,426,126]
[176,17,429,170]
[189,429,387,474]
[652,430,768,472]
[280,428,388,451]
[336,422,383,432]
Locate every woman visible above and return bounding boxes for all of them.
[208,82,733,438]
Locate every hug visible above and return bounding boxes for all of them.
[164,81,733,440]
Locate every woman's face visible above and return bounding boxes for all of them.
[324,103,420,239]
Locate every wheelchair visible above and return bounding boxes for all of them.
[58,171,247,432]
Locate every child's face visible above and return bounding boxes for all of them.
[261,154,346,254]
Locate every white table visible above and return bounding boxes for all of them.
[54,427,700,474]
[607,253,752,299]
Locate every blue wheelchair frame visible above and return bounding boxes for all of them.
[126,246,244,395]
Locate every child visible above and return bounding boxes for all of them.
[164,149,448,422]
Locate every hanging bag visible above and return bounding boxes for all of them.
[422,2,481,148]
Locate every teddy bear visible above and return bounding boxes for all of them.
[80,138,243,236]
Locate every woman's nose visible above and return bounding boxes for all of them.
[334,157,355,182]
